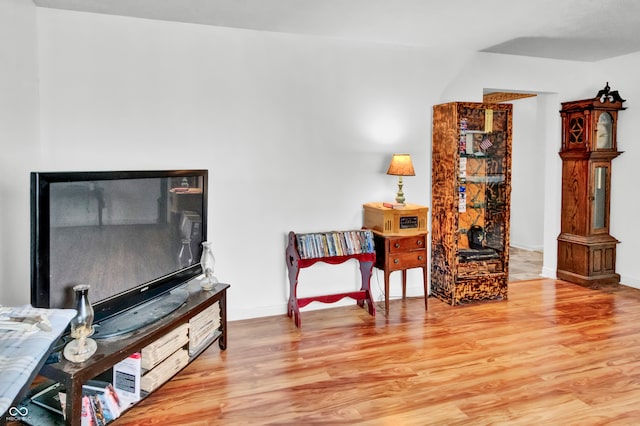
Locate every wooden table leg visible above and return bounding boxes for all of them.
[384,269,390,315]
[422,266,428,310]
[402,269,407,299]
[287,258,302,327]
[359,260,376,316]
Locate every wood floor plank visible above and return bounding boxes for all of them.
[110,279,640,425]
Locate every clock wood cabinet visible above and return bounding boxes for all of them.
[431,102,512,305]
[557,84,625,286]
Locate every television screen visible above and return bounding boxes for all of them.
[31,170,208,327]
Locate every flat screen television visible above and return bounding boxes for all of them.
[31,169,208,338]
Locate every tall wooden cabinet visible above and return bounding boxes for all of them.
[557,84,625,286]
[431,102,512,305]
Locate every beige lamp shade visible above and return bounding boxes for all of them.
[386,154,415,204]
[386,154,415,176]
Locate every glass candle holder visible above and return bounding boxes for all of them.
[63,284,97,363]
[200,241,219,290]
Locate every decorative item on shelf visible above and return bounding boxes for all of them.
[459,118,468,153]
[63,284,97,363]
[479,135,493,152]
[468,225,485,249]
[386,153,415,205]
[596,81,625,104]
[200,241,219,291]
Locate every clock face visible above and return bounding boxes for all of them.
[596,112,613,149]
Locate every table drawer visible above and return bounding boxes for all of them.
[387,250,427,271]
[388,234,426,253]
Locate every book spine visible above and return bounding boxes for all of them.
[294,230,376,258]
[296,234,305,259]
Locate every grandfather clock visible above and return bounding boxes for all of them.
[557,83,625,286]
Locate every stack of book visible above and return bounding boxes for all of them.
[140,323,189,371]
[139,323,190,393]
[188,302,221,356]
[295,230,375,259]
[140,349,189,393]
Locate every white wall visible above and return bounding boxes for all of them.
[32,9,459,319]
[538,92,563,279]
[510,96,544,251]
[3,5,640,317]
[0,0,39,303]
[593,53,640,288]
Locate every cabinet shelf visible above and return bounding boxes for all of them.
[462,175,505,183]
[462,201,507,210]
[461,153,492,159]
[457,271,506,280]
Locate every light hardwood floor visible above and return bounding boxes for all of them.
[509,247,543,282]
[113,279,640,425]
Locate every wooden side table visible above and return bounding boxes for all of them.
[372,231,428,315]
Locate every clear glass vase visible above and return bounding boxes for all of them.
[178,238,193,269]
[200,241,218,290]
[63,284,97,363]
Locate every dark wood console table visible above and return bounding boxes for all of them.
[285,231,375,328]
[35,283,228,425]
[372,231,428,315]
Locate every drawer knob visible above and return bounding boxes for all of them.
[418,255,424,261]
[417,240,423,246]
[394,259,399,264]
[394,243,400,248]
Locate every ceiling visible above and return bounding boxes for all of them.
[32,0,640,62]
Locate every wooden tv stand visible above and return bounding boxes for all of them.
[35,283,228,425]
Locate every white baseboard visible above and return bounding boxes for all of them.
[621,275,640,290]
[540,266,556,279]
[510,243,544,252]
[538,268,640,291]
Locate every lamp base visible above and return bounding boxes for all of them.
[199,274,219,291]
[63,337,97,363]
[395,176,406,204]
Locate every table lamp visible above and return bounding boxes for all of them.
[386,153,415,205]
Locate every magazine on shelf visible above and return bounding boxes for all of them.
[30,382,64,415]
[31,380,123,423]
[113,352,142,408]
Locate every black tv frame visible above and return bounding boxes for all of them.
[30,169,208,325]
